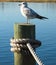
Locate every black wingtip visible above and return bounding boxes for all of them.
[38,16,48,19]
[36,14,48,19]
[42,17,48,19]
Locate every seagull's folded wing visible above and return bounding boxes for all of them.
[23,7,38,19]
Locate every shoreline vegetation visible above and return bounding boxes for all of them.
[0,0,56,2]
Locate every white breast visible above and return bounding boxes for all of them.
[20,7,27,18]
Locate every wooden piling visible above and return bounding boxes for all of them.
[14,23,35,65]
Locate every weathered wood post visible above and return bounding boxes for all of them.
[14,23,35,65]
[10,23,42,65]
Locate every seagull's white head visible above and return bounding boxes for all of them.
[19,2,28,7]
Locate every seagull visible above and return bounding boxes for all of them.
[19,2,48,23]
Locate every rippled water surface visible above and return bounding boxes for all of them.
[0,2,56,65]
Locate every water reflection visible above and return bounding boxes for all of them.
[0,2,56,11]
[2,2,4,10]
[0,2,4,11]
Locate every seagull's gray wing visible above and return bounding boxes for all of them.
[23,7,48,19]
[23,7,37,18]
[29,8,48,19]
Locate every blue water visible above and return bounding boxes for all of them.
[0,2,56,65]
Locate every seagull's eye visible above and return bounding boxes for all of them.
[23,3,25,4]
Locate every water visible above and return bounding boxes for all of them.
[0,2,56,65]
